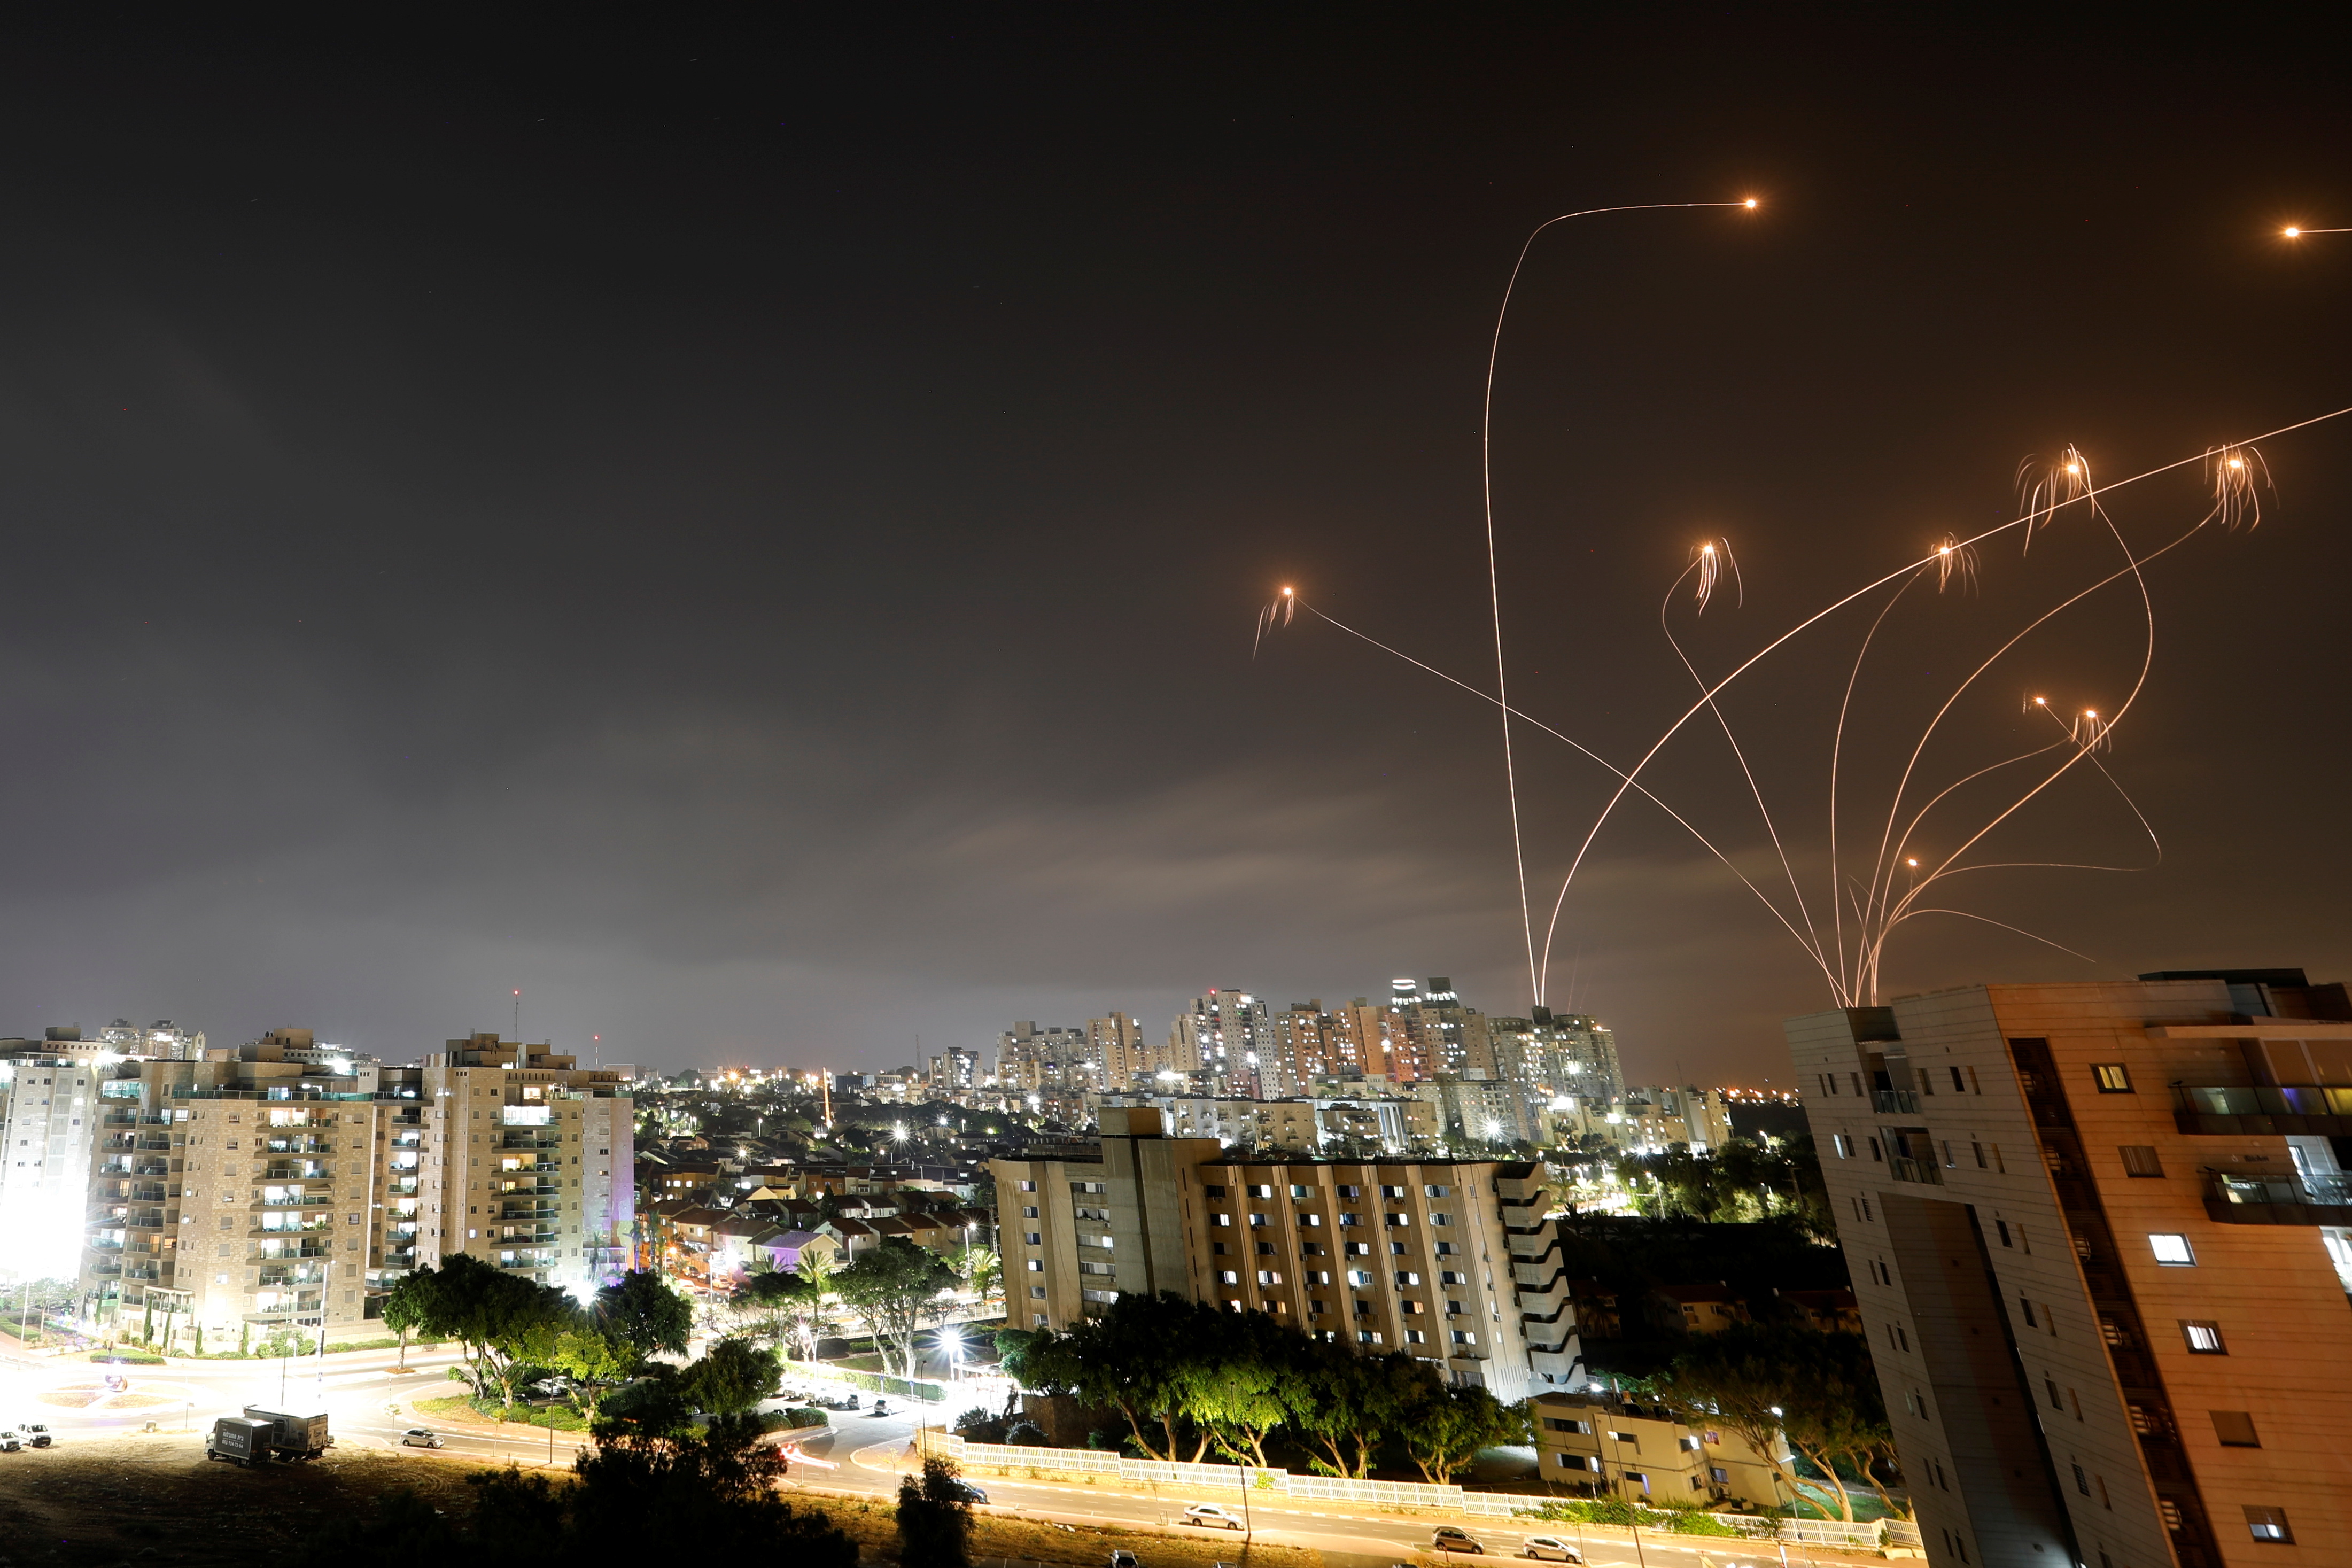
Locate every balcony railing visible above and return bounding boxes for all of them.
[1888,1156,1944,1186]
[265,1137,334,1154]
[501,1134,561,1150]
[128,1185,172,1203]
[2204,1170,2352,1224]
[263,1163,331,1181]
[257,1216,335,1233]
[258,1268,327,1287]
[1873,1089,1921,1115]
[255,1194,335,1208]
[2175,1084,2352,1136]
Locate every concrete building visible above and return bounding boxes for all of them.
[1171,990,1276,1099]
[997,1022,1099,1095]
[991,1107,1583,1401]
[1549,1085,1735,1154]
[1,1042,110,1281]
[1788,970,2352,1568]
[1086,1014,1146,1089]
[409,1032,635,1290]
[1532,1387,1792,1509]
[76,1029,632,1351]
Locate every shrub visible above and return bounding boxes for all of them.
[954,1406,995,1432]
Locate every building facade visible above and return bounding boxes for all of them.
[1789,971,2352,1568]
[75,1029,632,1353]
[1532,1387,1792,1509]
[991,1108,1582,1401]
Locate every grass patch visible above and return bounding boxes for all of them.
[412,1393,590,1432]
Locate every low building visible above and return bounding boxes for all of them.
[1532,1388,1791,1510]
[1647,1281,1752,1335]
[1776,1285,1863,1334]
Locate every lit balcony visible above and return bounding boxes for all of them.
[2175,1084,2352,1137]
[2204,1170,2352,1225]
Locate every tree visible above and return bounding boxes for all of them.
[1774,1328,1899,1520]
[1653,1326,1806,1509]
[1295,1346,1419,1479]
[834,1239,959,1377]
[1012,1293,1204,1461]
[381,1269,433,1371]
[738,1259,835,1361]
[684,1336,783,1416]
[412,1253,577,1410]
[596,1269,692,1367]
[1396,1381,1528,1485]
[548,1326,633,1417]
[953,1244,1002,1314]
[896,1457,974,1568]
[1182,1303,1303,1469]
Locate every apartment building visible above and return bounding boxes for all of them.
[1532,1388,1791,1509]
[82,1034,417,1344]
[991,1108,1582,1401]
[1548,1085,1735,1153]
[1,1041,110,1279]
[76,1029,632,1350]
[409,1032,634,1288]
[1788,971,2352,1568]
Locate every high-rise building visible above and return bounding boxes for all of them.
[1086,1013,1146,1089]
[1171,990,1274,1099]
[410,1032,635,1290]
[996,1022,1097,1094]
[992,1107,1582,1401]
[1,1042,110,1280]
[1788,971,2352,1568]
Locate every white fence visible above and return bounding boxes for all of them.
[928,1433,1918,1548]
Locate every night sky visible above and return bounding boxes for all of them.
[2,12,2348,1082]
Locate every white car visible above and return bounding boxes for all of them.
[1183,1503,1244,1530]
[1523,1539,1583,1563]
[15,1424,50,1449]
[399,1428,445,1449]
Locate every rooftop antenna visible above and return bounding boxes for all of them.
[512,988,521,1043]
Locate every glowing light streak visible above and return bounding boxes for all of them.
[1478,198,1761,1006]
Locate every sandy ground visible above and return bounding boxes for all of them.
[0,1431,487,1568]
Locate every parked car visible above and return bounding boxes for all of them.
[1107,1553,1142,1568]
[15,1424,51,1449]
[1431,1527,1485,1554]
[870,1400,891,1417]
[399,1428,445,1449]
[0,1431,20,1453]
[1183,1503,1244,1531]
[946,1480,989,1504]
[1522,1538,1583,1563]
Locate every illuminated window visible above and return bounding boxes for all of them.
[2182,1320,2226,1354]
[2091,1064,2133,1093]
[2149,1233,2195,1266]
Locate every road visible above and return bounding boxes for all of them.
[783,1405,1868,1568]
[0,1346,1867,1567]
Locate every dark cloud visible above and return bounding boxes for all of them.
[0,12,2345,1078]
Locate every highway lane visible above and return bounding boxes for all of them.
[803,1421,1842,1568]
[0,1353,1856,1566]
